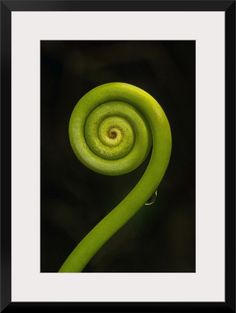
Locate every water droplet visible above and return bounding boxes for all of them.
[145,190,158,206]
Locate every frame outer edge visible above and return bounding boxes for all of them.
[225,1,236,311]
[1,0,235,312]
[0,1,11,312]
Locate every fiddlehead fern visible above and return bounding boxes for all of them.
[59,82,172,272]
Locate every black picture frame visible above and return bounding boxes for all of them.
[1,1,235,312]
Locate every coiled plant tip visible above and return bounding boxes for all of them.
[59,82,172,272]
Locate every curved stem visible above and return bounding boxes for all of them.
[59,82,172,272]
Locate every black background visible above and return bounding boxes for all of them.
[41,41,195,272]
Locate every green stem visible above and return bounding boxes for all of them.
[59,82,172,272]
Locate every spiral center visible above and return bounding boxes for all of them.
[107,127,122,140]
[108,130,117,139]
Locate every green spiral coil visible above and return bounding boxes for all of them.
[59,82,172,272]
